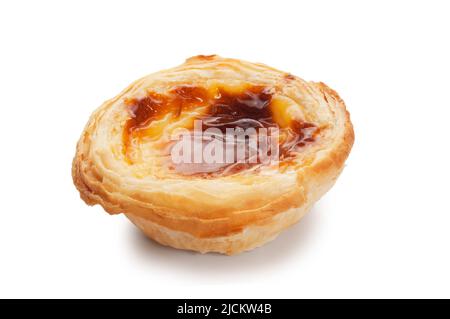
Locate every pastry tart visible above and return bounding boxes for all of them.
[72,55,354,255]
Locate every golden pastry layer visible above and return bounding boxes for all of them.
[72,55,354,255]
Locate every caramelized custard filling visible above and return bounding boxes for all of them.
[122,85,318,175]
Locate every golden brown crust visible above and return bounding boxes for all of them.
[72,55,354,254]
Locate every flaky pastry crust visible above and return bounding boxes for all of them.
[72,55,354,255]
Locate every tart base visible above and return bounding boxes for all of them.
[126,204,312,255]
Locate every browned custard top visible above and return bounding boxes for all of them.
[122,85,318,175]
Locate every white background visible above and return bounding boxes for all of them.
[0,0,449,298]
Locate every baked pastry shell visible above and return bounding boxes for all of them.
[72,55,354,254]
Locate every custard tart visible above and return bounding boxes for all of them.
[72,55,354,255]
